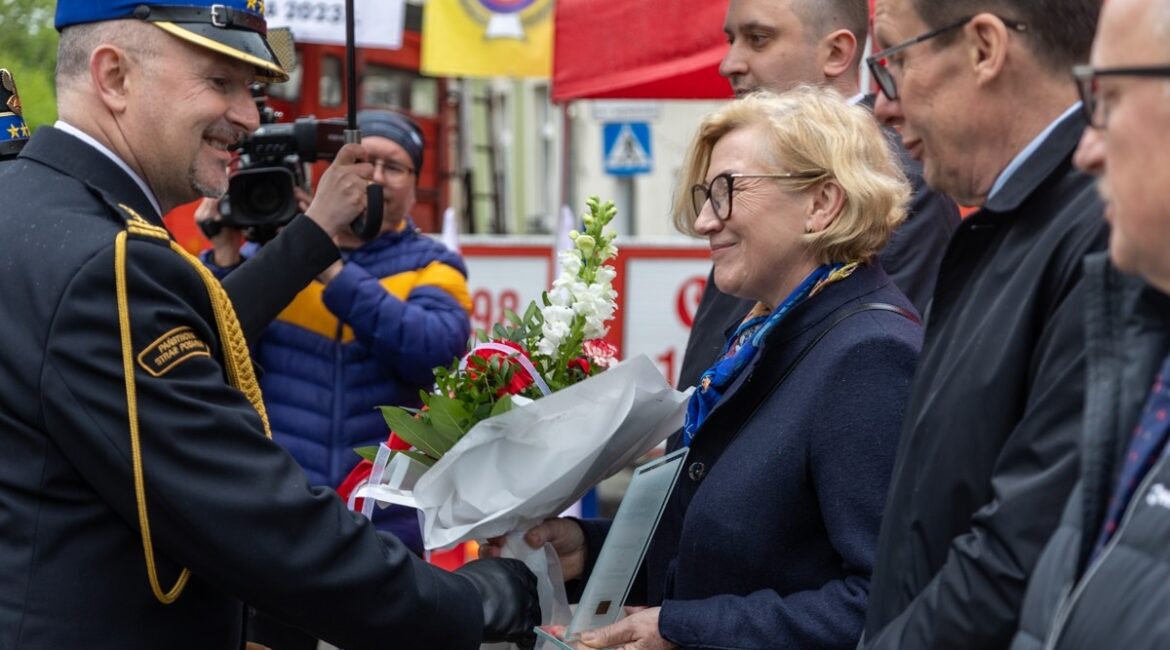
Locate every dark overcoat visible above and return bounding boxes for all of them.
[581,262,922,649]
[0,127,483,649]
[863,110,1111,649]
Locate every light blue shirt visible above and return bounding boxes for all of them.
[986,103,1081,203]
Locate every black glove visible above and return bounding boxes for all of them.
[455,558,541,647]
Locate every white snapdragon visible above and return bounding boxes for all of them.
[534,197,621,367]
[557,249,582,277]
[594,264,616,286]
[538,305,576,357]
[571,276,616,339]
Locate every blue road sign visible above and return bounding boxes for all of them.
[603,122,652,176]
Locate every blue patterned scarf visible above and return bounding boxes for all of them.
[682,262,857,446]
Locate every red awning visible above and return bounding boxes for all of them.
[552,0,734,102]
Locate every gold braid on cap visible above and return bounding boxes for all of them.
[115,206,270,605]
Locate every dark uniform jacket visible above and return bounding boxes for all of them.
[579,263,922,649]
[0,127,484,649]
[1010,254,1170,650]
[861,110,1110,649]
[679,98,959,388]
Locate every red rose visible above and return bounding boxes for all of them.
[567,357,591,376]
[468,340,537,397]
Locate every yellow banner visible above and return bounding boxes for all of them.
[422,0,552,78]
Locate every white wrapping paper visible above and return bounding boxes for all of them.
[354,354,690,647]
[409,354,689,549]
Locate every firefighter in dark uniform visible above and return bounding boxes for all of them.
[0,2,540,649]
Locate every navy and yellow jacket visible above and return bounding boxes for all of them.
[208,224,471,489]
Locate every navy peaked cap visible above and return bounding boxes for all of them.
[55,1,288,82]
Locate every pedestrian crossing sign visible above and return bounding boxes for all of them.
[603,122,652,176]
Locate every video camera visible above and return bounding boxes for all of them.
[207,85,346,243]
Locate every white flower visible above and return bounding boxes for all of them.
[551,275,586,306]
[538,305,575,356]
[595,265,616,286]
[572,281,616,339]
[558,249,582,277]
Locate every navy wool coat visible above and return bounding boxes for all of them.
[580,262,922,649]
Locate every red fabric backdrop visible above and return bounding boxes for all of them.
[552,0,880,102]
[552,0,734,101]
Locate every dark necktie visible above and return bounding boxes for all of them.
[1091,354,1170,559]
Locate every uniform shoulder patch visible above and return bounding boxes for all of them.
[137,326,211,377]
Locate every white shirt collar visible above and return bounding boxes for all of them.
[54,120,163,218]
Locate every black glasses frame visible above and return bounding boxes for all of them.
[691,171,825,221]
[867,14,1028,101]
[1073,64,1170,129]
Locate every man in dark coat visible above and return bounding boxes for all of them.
[1011,0,1170,647]
[0,2,539,648]
[680,0,959,388]
[860,0,1109,648]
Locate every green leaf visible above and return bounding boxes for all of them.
[396,449,437,468]
[490,394,514,417]
[380,406,451,458]
[426,393,471,445]
[504,308,521,325]
[354,445,380,462]
[542,291,552,307]
[493,323,510,340]
[523,300,541,324]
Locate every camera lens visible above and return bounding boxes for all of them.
[226,167,298,228]
[247,180,285,215]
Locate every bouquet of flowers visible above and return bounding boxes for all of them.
[359,196,622,472]
[340,196,688,538]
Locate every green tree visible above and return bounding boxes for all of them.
[1,0,59,130]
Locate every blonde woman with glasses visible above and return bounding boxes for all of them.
[491,87,924,650]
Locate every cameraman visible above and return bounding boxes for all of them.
[201,109,473,650]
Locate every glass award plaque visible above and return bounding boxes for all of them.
[533,447,689,649]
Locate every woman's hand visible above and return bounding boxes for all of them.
[479,517,588,581]
[578,607,674,650]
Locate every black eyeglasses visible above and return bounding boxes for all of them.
[691,171,825,221]
[1073,64,1170,129]
[867,15,1028,101]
